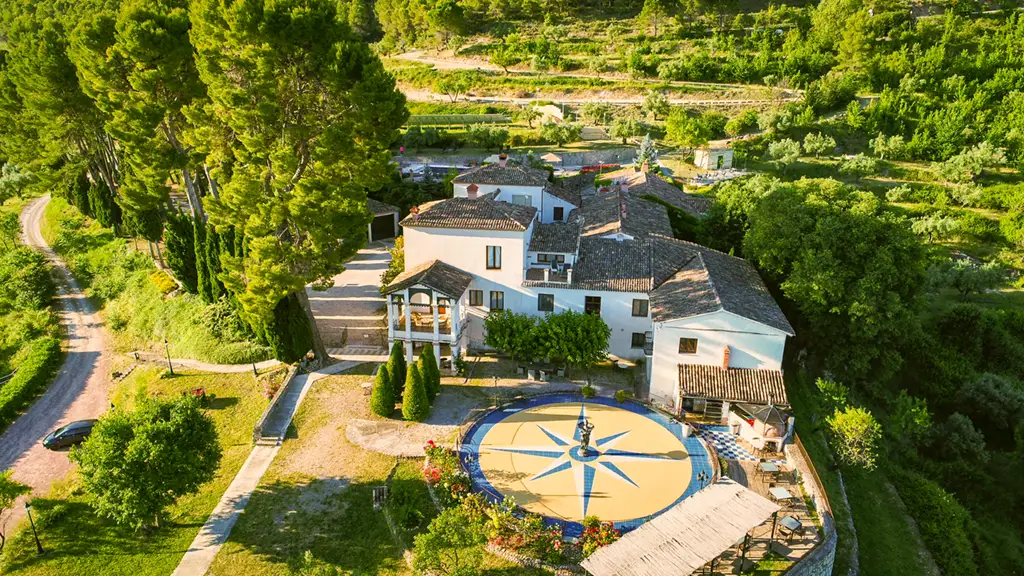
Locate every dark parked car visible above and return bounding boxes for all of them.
[42,419,97,450]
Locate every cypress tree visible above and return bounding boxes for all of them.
[370,364,395,417]
[164,213,199,293]
[419,345,440,403]
[402,364,429,422]
[205,224,223,300]
[261,293,315,363]
[194,217,211,302]
[388,341,407,398]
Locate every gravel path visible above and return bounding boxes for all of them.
[0,195,111,526]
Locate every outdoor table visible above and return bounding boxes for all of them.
[779,515,803,542]
[769,486,796,506]
[758,461,779,480]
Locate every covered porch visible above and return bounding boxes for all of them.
[383,259,474,365]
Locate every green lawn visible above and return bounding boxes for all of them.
[0,367,271,576]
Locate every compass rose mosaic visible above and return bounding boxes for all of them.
[460,394,713,534]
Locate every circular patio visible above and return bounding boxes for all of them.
[460,393,714,535]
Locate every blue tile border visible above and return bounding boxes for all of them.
[459,393,714,537]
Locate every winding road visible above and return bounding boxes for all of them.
[0,195,111,527]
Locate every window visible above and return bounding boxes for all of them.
[486,246,502,269]
[553,206,564,221]
[469,290,483,306]
[632,299,649,317]
[678,338,698,354]
[585,296,601,315]
[490,291,504,310]
[538,293,554,312]
[537,253,565,265]
[511,194,532,206]
[631,333,646,349]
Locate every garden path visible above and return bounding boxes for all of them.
[171,359,361,576]
[0,195,112,529]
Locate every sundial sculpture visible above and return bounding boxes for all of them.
[577,417,595,455]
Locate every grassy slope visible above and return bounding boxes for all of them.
[41,197,269,364]
[0,367,270,576]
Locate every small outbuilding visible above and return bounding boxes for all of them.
[694,147,734,170]
[367,198,400,242]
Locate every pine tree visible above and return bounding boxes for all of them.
[402,364,429,422]
[205,225,223,300]
[370,364,395,417]
[636,134,659,170]
[419,345,440,403]
[388,341,407,398]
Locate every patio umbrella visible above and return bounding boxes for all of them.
[540,152,562,163]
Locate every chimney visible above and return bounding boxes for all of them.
[498,153,508,168]
[722,346,731,370]
[410,206,420,215]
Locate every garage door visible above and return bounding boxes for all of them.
[370,213,396,241]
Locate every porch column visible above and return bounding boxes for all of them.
[367,221,374,242]
[403,288,413,363]
[387,294,395,341]
[431,291,440,341]
[451,299,461,342]
[433,343,442,368]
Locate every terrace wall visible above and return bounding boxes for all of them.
[784,434,837,576]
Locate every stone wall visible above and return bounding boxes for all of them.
[784,435,837,576]
[396,147,638,169]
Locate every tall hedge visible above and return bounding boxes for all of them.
[388,341,407,398]
[86,182,121,231]
[205,224,224,300]
[889,467,979,576]
[418,344,440,403]
[402,364,429,422]
[370,364,395,417]
[0,337,61,429]
[164,212,199,293]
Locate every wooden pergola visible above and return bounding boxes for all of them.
[581,480,780,576]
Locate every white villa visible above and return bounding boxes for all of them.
[384,161,794,427]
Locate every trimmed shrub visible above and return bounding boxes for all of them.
[581,384,596,398]
[889,467,978,576]
[370,364,395,417]
[419,345,441,403]
[614,389,632,403]
[402,364,430,422]
[388,341,407,398]
[0,337,61,429]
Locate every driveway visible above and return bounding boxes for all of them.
[0,195,111,526]
[306,241,392,351]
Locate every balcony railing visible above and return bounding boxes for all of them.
[524,267,571,284]
[391,308,453,335]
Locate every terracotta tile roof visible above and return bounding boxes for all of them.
[451,164,550,186]
[546,173,594,207]
[622,171,712,218]
[649,237,794,335]
[571,237,653,292]
[678,365,788,405]
[400,196,536,231]
[528,211,581,254]
[382,259,473,297]
[367,198,399,216]
[579,186,673,239]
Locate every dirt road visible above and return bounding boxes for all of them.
[0,195,111,525]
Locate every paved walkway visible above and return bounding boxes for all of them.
[307,242,392,349]
[127,351,283,374]
[171,360,361,576]
[0,195,111,528]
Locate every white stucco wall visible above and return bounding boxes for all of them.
[452,183,575,224]
[649,310,789,405]
[404,226,528,289]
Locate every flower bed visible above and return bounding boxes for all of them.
[420,440,621,569]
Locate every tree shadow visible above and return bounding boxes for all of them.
[221,474,432,575]
[204,397,239,410]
